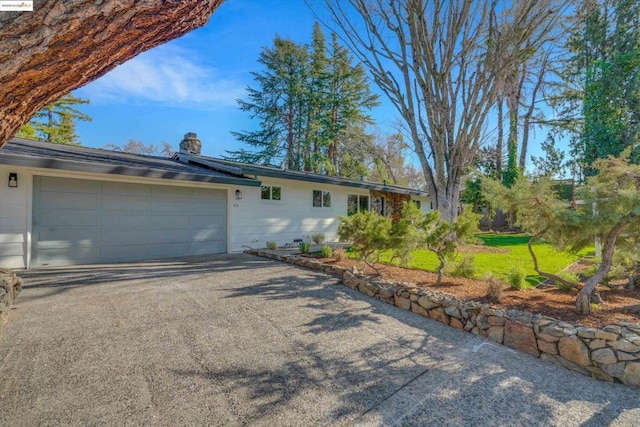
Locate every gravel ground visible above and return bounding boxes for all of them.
[0,253,638,426]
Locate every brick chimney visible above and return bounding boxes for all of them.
[179,132,202,155]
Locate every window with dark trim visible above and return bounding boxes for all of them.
[413,200,421,209]
[323,191,331,207]
[261,186,281,200]
[313,190,331,207]
[348,194,369,215]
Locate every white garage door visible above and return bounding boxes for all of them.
[32,176,227,267]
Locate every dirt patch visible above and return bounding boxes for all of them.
[312,256,640,329]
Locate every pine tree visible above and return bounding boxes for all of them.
[228,23,378,174]
[305,22,330,172]
[324,32,378,174]
[229,37,309,169]
[16,93,91,145]
[561,0,640,176]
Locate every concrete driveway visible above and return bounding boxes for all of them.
[0,253,638,426]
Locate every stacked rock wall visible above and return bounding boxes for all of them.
[251,250,640,387]
[0,268,22,333]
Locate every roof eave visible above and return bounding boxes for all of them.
[0,153,261,187]
[237,165,428,196]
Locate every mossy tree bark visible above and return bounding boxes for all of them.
[0,0,225,147]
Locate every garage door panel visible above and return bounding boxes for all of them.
[101,196,148,211]
[33,177,227,267]
[36,229,99,247]
[148,242,189,258]
[37,192,99,210]
[151,185,191,197]
[148,215,190,229]
[35,212,98,227]
[100,229,148,244]
[191,228,225,242]
[191,195,227,213]
[191,187,222,199]
[147,229,191,244]
[101,181,149,196]
[192,205,226,217]
[191,241,226,254]
[37,176,100,193]
[150,200,186,214]
[190,215,226,228]
[100,213,148,228]
[37,247,99,264]
[100,244,148,261]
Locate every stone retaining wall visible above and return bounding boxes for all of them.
[0,269,22,334]
[251,250,640,387]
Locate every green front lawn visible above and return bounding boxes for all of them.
[378,233,592,286]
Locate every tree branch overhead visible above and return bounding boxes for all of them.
[0,0,225,147]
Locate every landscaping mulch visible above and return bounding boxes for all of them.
[313,256,640,329]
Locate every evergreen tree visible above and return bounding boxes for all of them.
[531,132,567,178]
[228,23,378,174]
[229,37,309,169]
[324,32,378,174]
[15,122,36,139]
[16,93,91,145]
[560,0,640,176]
[306,22,330,172]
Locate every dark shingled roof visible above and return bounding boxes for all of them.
[0,138,260,187]
[195,156,430,197]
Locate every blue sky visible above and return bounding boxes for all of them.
[74,0,549,164]
[75,0,399,157]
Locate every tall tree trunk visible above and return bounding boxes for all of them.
[576,221,627,314]
[0,0,224,147]
[287,106,295,169]
[46,108,53,142]
[519,53,549,169]
[503,67,526,186]
[436,256,446,285]
[328,105,339,172]
[496,100,504,179]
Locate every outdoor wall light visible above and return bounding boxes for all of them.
[235,189,242,200]
[8,172,17,188]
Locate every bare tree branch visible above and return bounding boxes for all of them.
[316,0,566,221]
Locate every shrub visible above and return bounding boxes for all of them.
[484,276,504,303]
[418,207,481,285]
[449,255,476,278]
[334,248,346,262]
[506,265,526,290]
[311,233,325,245]
[337,211,394,273]
[321,245,333,258]
[299,242,311,254]
[266,241,277,250]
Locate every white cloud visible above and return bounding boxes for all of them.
[80,45,245,109]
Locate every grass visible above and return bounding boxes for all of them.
[377,233,592,287]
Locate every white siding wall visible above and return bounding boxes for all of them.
[228,176,432,251]
[412,195,432,214]
[0,165,31,269]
